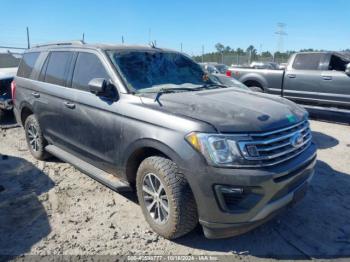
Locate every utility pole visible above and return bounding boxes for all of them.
[122,35,124,44]
[82,33,85,42]
[180,43,183,52]
[201,45,204,63]
[26,27,30,49]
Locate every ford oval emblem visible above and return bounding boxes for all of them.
[290,132,304,148]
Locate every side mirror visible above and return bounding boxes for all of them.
[88,78,107,95]
[346,63,350,76]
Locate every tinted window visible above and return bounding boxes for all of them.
[45,52,73,86]
[329,55,349,71]
[72,52,109,91]
[17,52,40,78]
[292,53,323,70]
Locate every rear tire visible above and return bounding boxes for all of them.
[24,115,50,160]
[136,156,198,239]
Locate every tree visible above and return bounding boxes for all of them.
[246,45,257,62]
[236,48,244,55]
[224,46,232,53]
[261,51,273,58]
[215,43,225,53]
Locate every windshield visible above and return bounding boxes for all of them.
[108,50,213,92]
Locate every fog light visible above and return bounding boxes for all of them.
[214,185,262,213]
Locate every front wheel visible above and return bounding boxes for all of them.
[136,156,198,239]
[24,115,50,160]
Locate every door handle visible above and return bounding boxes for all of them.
[322,75,332,80]
[287,74,296,78]
[64,101,76,109]
[31,92,40,98]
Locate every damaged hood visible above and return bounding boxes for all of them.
[139,88,307,133]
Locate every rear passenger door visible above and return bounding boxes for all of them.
[35,51,75,145]
[283,53,324,105]
[60,51,121,174]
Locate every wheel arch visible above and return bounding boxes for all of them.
[123,139,184,186]
[19,102,34,126]
[240,74,267,91]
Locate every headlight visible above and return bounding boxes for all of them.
[185,132,247,167]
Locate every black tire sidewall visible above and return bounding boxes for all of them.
[24,115,48,160]
[136,161,176,236]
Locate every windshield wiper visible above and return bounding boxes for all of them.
[154,87,194,104]
[196,83,228,89]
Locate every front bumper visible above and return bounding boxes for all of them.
[183,142,317,239]
[0,97,13,110]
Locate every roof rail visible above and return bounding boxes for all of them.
[34,40,85,48]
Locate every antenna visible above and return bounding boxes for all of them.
[275,23,287,53]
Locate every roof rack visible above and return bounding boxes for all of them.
[34,40,85,48]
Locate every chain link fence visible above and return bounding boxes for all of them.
[194,53,289,66]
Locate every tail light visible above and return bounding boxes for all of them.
[11,80,16,101]
[226,70,232,77]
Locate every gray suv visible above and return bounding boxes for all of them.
[13,41,317,239]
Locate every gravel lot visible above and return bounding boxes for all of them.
[0,113,349,261]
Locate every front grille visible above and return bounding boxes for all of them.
[238,120,312,167]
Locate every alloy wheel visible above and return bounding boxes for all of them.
[27,124,39,152]
[142,173,169,224]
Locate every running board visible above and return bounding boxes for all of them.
[45,145,132,192]
[301,104,350,114]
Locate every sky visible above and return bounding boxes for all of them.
[1,0,349,55]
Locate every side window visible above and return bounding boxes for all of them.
[44,51,73,86]
[17,52,40,79]
[72,52,109,91]
[38,54,49,82]
[292,53,323,70]
[328,55,348,71]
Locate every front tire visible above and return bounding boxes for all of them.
[24,115,50,160]
[136,156,198,239]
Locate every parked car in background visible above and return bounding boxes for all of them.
[210,73,250,90]
[227,52,350,114]
[199,62,229,74]
[14,42,316,239]
[213,63,229,74]
[199,62,220,74]
[0,52,21,119]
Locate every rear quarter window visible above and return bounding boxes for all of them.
[292,53,323,70]
[17,52,40,78]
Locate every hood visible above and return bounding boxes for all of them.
[139,88,307,133]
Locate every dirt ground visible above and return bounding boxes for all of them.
[0,113,349,261]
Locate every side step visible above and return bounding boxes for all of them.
[45,145,132,192]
